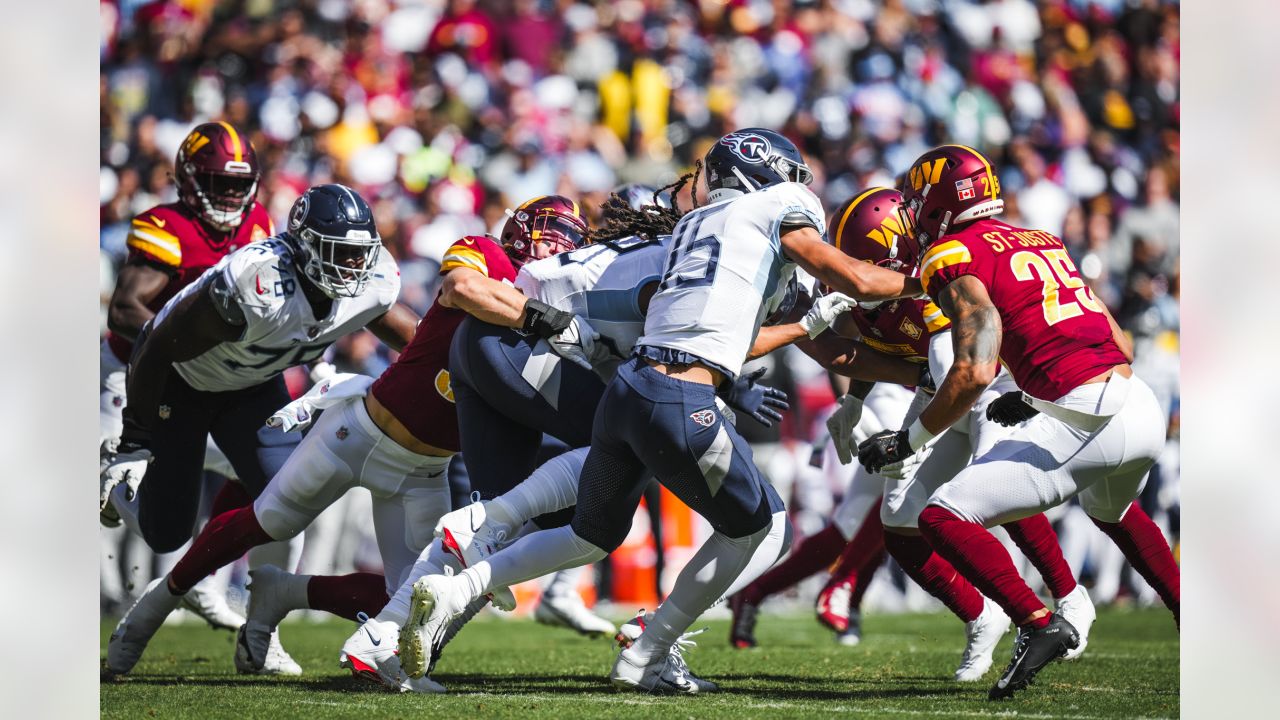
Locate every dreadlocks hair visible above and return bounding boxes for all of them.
[590,161,703,244]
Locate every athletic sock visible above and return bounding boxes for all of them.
[207,480,254,519]
[826,507,886,591]
[487,448,583,534]
[918,506,1048,627]
[169,506,273,594]
[458,526,607,602]
[736,523,845,605]
[377,542,457,626]
[544,566,582,599]
[882,530,984,622]
[1091,502,1180,617]
[1003,513,1078,599]
[849,547,886,608]
[306,573,389,621]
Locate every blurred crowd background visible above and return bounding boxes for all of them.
[100,0,1180,619]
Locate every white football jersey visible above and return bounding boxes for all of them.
[152,236,401,392]
[516,234,671,379]
[637,182,826,377]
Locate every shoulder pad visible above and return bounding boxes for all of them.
[127,209,185,267]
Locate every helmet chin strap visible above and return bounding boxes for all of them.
[730,166,760,193]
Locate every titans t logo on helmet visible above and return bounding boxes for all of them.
[719,131,773,164]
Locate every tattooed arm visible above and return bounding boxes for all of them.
[917,276,1002,436]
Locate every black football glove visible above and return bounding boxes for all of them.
[720,367,790,427]
[916,363,936,394]
[985,391,1040,427]
[857,429,912,473]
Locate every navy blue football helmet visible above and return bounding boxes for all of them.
[286,184,382,298]
[703,128,813,202]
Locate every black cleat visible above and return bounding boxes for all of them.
[728,593,760,649]
[989,612,1079,700]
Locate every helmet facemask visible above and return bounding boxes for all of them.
[503,207,587,267]
[295,226,382,298]
[189,169,257,231]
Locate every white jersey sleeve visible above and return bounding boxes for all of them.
[158,237,401,392]
[636,182,826,378]
[516,234,670,379]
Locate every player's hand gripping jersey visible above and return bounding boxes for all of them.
[152,235,400,392]
[637,182,826,379]
[106,201,273,362]
[515,234,673,379]
[919,218,1127,401]
[369,235,516,451]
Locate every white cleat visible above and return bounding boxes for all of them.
[954,597,1011,682]
[339,614,445,693]
[235,626,302,676]
[399,574,470,679]
[837,610,863,647]
[181,575,245,631]
[105,577,182,676]
[614,609,652,648]
[236,565,301,675]
[535,592,617,637]
[435,501,516,612]
[609,634,718,695]
[1055,585,1096,661]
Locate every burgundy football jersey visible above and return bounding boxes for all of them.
[107,201,273,361]
[369,236,516,451]
[849,297,950,364]
[920,218,1127,401]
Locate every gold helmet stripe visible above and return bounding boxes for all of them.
[217,121,243,162]
[834,187,883,252]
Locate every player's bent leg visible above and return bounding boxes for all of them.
[818,504,884,637]
[1001,512,1094,659]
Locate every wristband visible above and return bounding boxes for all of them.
[120,415,153,450]
[906,418,936,451]
[521,299,574,339]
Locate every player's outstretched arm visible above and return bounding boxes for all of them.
[917,275,1002,438]
[438,266,531,326]
[780,226,923,301]
[365,303,421,353]
[107,262,171,341]
[798,333,920,386]
[122,276,244,441]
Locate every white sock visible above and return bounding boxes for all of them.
[717,510,792,603]
[376,541,457,626]
[632,522,772,662]
[457,525,605,601]
[487,447,585,532]
[544,566,583,599]
[277,571,312,611]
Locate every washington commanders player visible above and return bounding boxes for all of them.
[733,188,1090,683]
[100,121,274,632]
[858,146,1179,698]
[102,184,418,677]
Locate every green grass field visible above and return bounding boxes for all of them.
[101,607,1178,719]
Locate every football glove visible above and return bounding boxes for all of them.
[547,315,611,371]
[522,299,575,339]
[826,394,865,466]
[986,390,1040,427]
[100,438,151,513]
[721,367,790,427]
[799,292,858,339]
[917,363,936,394]
[857,429,912,474]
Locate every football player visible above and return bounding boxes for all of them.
[100,121,275,632]
[102,184,418,677]
[858,146,1179,698]
[395,129,924,693]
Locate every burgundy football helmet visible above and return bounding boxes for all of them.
[830,187,920,274]
[175,121,261,231]
[898,144,1004,256]
[499,195,589,267]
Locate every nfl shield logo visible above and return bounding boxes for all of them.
[112,395,123,408]
[336,426,349,441]
[158,405,171,420]
[955,177,975,201]
[690,409,717,427]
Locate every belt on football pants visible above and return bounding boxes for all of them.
[1022,392,1113,433]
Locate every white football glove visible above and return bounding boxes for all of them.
[799,292,858,339]
[266,373,374,433]
[308,360,337,384]
[99,440,151,512]
[548,315,612,371]
[826,394,865,465]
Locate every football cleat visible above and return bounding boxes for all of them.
[104,577,182,676]
[535,591,616,637]
[837,610,864,647]
[435,501,516,612]
[955,597,1011,682]
[816,578,854,634]
[235,626,301,676]
[614,609,651,649]
[989,613,1079,700]
[1055,585,1096,661]
[609,633,718,695]
[180,574,245,631]
[399,574,469,679]
[728,593,760,649]
[237,565,301,674]
[339,613,445,693]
